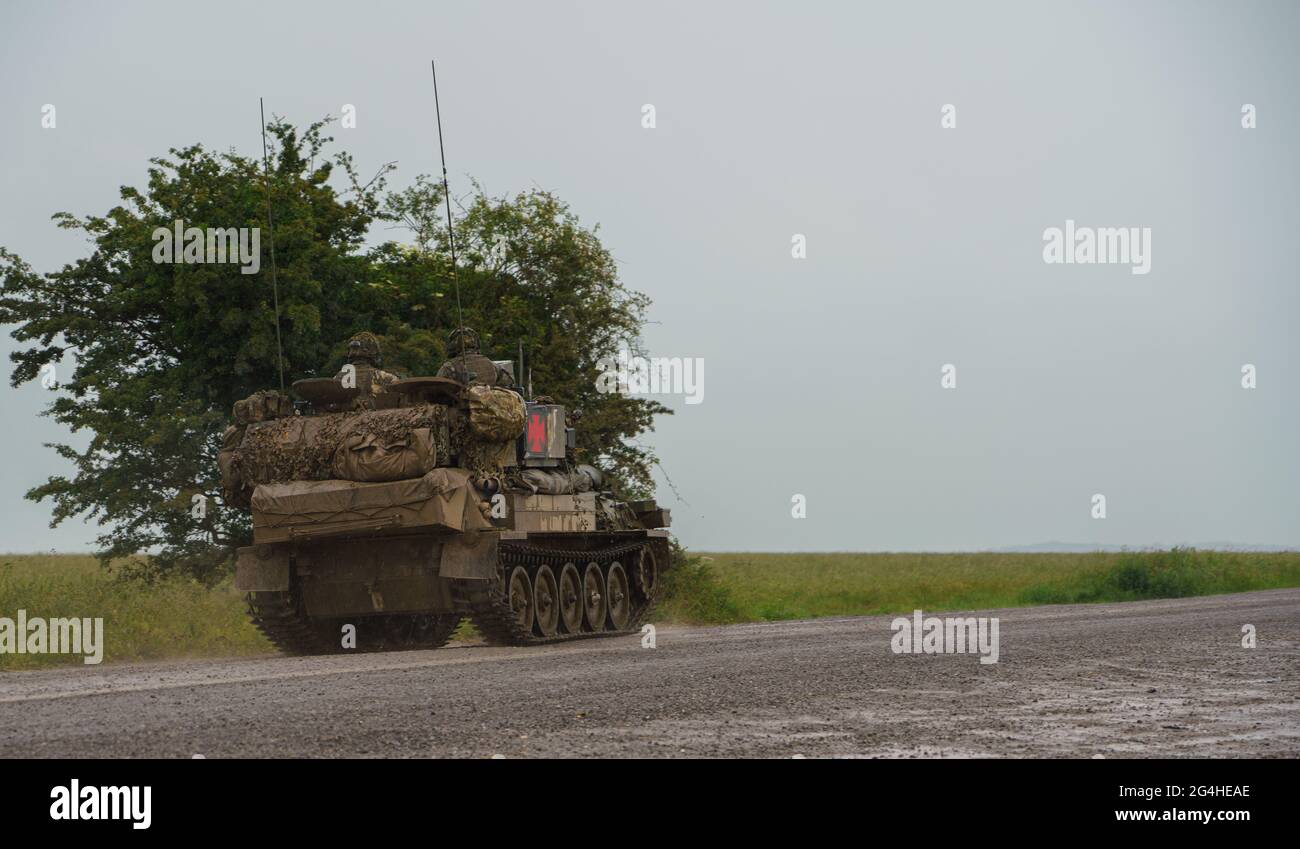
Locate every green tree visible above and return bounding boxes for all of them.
[1,120,667,580]
[368,177,669,492]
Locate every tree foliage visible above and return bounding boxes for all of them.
[0,119,667,580]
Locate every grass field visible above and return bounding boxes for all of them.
[655,548,1300,624]
[2,548,1297,669]
[0,555,269,671]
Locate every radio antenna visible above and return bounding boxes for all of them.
[431,60,465,335]
[258,98,286,393]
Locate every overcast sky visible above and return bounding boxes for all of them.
[1,0,1296,552]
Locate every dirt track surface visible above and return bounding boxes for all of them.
[1,590,1296,758]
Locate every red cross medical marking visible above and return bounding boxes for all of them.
[527,413,546,453]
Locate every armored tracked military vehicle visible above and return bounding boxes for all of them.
[219,330,671,653]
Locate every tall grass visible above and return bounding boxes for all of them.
[0,555,269,670]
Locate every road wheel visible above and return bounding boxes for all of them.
[582,562,607,632]
[634,545,657,599]
[507,566,535,634]
[606,562,631,630]
[558,562,584,634]
[533,565,560,637]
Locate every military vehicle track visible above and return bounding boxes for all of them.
[248,591,462,655]
[454,538,663,646]
[245,536,665,653]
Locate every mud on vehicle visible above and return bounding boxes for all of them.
[219,343,671,654]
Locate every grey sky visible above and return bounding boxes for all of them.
[1,0,1296,552]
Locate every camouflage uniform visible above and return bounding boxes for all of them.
[335,331,398,405]
[436,327,514,388]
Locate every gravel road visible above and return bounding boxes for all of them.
[1,590,1296,758]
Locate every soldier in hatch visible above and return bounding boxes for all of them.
[436,327,515,388]
[335,331,398,405]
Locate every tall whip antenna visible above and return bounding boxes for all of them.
[258,97,286,393]
[431,60,464,334]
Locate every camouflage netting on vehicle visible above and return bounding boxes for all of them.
[232,406,452,488]
[429,386,525,477]
[458,442,513,476]
[220,391,297,507]
[466,386,526,442]
[233,390,295,425]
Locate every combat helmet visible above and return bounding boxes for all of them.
[447,327,481,356]
[346,331,383,366]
